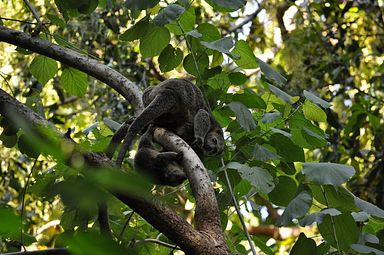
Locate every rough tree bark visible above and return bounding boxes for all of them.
[0,25,230,254]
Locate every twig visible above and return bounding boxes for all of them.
[225,2,263,35]
[0,16,36,24]
[221,158,257,255]
[118,211,134,242]
[134,238,180,250]
[23,0,43,36]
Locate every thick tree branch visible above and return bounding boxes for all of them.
[0,25,144,114]
[154,129,228,253]
[0,88,229,254]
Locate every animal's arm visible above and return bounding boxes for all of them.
[154,151,182,166]
[116,92,177,167]
[192,109,211,148]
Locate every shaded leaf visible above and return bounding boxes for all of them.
[268,84,292,104]
[256,58,287,86]
[154,4,185,26]
[140,24,170,57]
[228,101,256,132]
[166,7,195,34]
[354,197,384,219]
[299,208,341,226]
[304,90,331,108]
[302,163,355,186]
[206,0,246,12]
[253,144,280,161]
[270,133,305,162]
[201,37,239,59]
[124,0,159,11]
[158,44,183,72]
[289,233,317,255]
[269,176,297,206]
[277,190,312,226]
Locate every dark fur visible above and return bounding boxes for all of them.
[134,126,186,186]
[116,78,225,166]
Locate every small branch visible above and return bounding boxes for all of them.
[0,16,36,24]
[23,0,43,36]
[134,238,179,250]
[222,159,257,255]
[3,248,70,255]
[0,26,144,113]
[225,3,263,35]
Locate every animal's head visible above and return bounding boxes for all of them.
[163,162,187,186]
[203,128,224,156]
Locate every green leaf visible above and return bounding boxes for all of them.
[318,213,359,251]
[231,40,258,69]
[201,37,239,59]
[354,197,384,219]
[270,133,305,162]
[351,244,384,255]
[154,4,185,26]
[0,133,17,148]
[253,144,280,161]
[158,44,183,72]
[205,0,247,12]
[269,176,297,206]
[196,23,221,42]
[303,90,331,108]
[252,236,274,255]
[277,190,312,226]
[289,233,317,255]
[303,100,327,122]
[301,128,327,148]
[227,162,275,194]
[310,185,356,211]
[183,51,209,76]
[228,101,256,132]
[140,24,170,57]
[60,67,88,97]
[29,55,58,85]
[299,208,341,226]
[261,112,281,123]
[256,57,287,86]
[166,7,195,34]
[207,72,230,90]
[0,206,20,237]
[186,30,202,38]
[268,84,292,104]
[124,0,159,11]
[78,0,98,14]
[229,72,247,85]
[120,17,150,41]
[232,90,266,109]
[47,14,66,28]
[302,163,355,186]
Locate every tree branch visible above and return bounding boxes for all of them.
[0,25,144,114]
[23,0,43,36]
[0,88,230,254]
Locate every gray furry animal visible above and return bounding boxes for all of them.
[115,78,224,167]
[134,126,186,186]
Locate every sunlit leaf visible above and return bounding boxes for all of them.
[140,24,170,57]
[30,55,58,85]
[303,100,327,122]
[231,40,258,69]
[60,67,88,97]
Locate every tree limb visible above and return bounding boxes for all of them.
[0,88,230,254]
[0,25,144,114]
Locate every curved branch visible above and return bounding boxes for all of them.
[0,88,229,254]
[0,25,144,113]
[153,128,229,253]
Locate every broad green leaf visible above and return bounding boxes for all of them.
[228,101,256,132]
[158,44,183,72]
[205,0,247,12]
[310,185,356,211]
[183,51,209,76]
[303,90,331,108]
[0,206,20,237]
[290,112,327,149]
[302,163,355,186]
[231,40,258,69]
[269,176,297,206]
[270,133,305,162]
[166,7,195,34]
[207,72,230,90]
[303,100,327,122]
[140,24,170,57]
[289,233,317,255]
[299,208,341,226]
[232,90,266,109]
[47,14,66,28]
[277,190,312,226]
[196,23,221,42]
[227,162,275,194]
[60,67,88,97]
[268,84,292,104]
[201,37,239,59]
[186,30,202,38]
[256,57,287,86]
[78,0,98,14]
[228,72,247,85]
[318,213,359,251]
[120,17,149,41]
[252,236,274,255]
[253,144,280,161]
[29,55,58,85]
[154,4,185,26]
[124,0,159,11]
[354,197,384,219]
